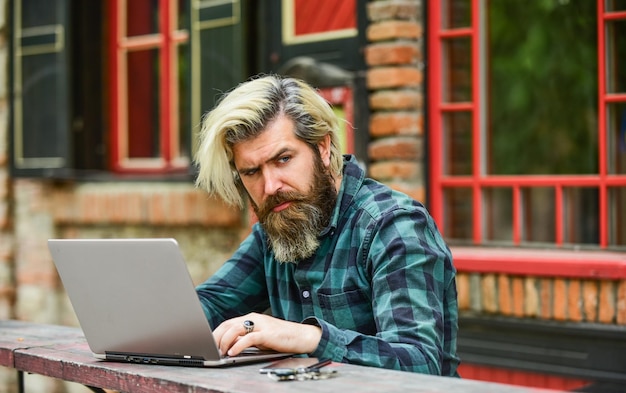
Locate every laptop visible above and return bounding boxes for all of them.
[48,238,291,367]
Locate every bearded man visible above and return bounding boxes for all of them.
[194,75,460,376]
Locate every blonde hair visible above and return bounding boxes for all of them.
[194,75,343,208]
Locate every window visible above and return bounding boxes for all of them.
[11,0,250,178]
[262,0,368,162]
[11,0,72,176]
[109,0,190,173]
[428,0,626,251]
[10,1,362,178]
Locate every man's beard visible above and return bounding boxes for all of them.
[251,156,337,263]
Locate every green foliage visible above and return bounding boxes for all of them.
[488,0,598,175]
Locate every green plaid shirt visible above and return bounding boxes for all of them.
[196,155,460,376]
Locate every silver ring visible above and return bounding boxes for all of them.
[243,320,254,334]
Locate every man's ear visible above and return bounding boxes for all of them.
[318,134,332,167]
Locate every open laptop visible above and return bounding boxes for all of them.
[48,238,291,367]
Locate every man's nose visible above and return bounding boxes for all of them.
[263,169,283,196]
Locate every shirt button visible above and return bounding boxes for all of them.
[302,290,310,299]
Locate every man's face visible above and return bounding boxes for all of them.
[232,115,337,262]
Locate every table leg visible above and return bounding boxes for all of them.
[17,370,24,393]
[16,369,106,393]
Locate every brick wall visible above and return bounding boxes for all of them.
[14,181,245,321]
[457,273,626,324]
[365,0,425,203]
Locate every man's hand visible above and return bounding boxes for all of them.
[212,313,322,357]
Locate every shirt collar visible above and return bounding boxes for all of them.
[319,155,364,237]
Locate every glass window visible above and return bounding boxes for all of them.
[607,102,626,175]
[127,48,161,159]
[112,0,190,172]
[521,187,555,244]
[177,42,190,161]
[609,186,626,246]
[443,38,472,103]
[443,111,472,176]
[487,1,597,176]
[562,187,599,245]
[126,0,159,36]
[442,0,471,29]
[606,0,626,13]
[485,187,512,243]
[429,0,626,250]
[443,187,472,242]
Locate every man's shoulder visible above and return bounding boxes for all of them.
[340,156,427,221]
[352,177,424,218]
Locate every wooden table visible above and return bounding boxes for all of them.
[0,320,562,393]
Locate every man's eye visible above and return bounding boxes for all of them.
[278,156,291,164]
[241,169,258,177]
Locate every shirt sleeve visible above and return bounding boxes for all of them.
[195,226,270,329]
[305,206,459,375]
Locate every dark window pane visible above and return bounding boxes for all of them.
[443,111,472,175]
[488,1,598,175]
[127,0,159,36]
[127,49,160,159]
[22,0,58,28]
[442,0,471,29]
[606,0,626,12]
[563,187,599,245]
[609,187,626,247]
[522,187,555,244]
[177,0,189,30]
[443,37,472,102]
[606,19,626,94]
[21,53,66,160]
[485,187,512,243]
[178,43,190,160]
[607,102,626,175]
[444,187,473,241]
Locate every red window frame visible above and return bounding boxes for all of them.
[109,0,189,173]
[318,87,355,155]
[427,1,626,277]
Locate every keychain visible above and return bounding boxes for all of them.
[266,358,338,382]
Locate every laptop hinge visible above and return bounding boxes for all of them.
[105,351,205,367]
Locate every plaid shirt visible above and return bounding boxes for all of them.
[196,155,460,376]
